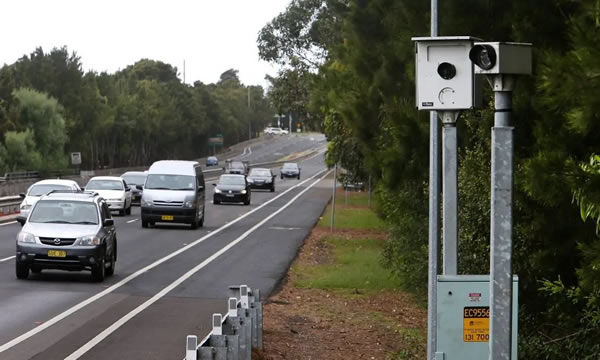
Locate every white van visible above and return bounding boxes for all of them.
[140,160,205,229]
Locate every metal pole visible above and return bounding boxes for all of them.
[427,0,440,359]
[330,163,337,232]
[367,174,372,208]
[489,77,514,360]
[289,113,292,135]
[248,88,251,140]
[441,112,459,275]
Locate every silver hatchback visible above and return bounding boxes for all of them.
[15,191,117,282]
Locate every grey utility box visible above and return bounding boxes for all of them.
[412,36,482,110]
[436,275,518,360]
[470,42,532,75]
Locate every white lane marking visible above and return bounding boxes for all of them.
[0,221,17,227]
[65,170,331,360]
[126,219,138,224]
[0,256,15,263]
[0,167,327,354]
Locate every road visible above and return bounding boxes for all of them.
[0,133,330,359]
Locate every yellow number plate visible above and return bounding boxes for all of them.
[48,250,66,258]
[161,215,174,221]
[463,306,490,342]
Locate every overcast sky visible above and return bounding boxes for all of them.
[0,0,290,88]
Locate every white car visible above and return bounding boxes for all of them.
[85,176,133,215]
[17,179,82,225]
[266,127,287,135]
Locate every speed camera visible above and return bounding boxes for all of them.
[469,42,532,75]
[412,36,482,110]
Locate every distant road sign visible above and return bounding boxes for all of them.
[71,152,82,165]
[208,136,224,147]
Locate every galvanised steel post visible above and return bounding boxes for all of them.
[442,112,459,275]
[427,0,440,358]
[489,75,515,360]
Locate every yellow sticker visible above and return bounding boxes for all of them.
[463,306,490,342]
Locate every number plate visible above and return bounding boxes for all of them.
[48,250,66,258]
[161,215,174,221]
[463,306,490,342]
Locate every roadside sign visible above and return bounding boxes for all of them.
[70,152,82,166]
[208,136,224,147]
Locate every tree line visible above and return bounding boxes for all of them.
[259,0,600,358]
[0,48,274,174]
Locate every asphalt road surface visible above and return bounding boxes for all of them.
[0,133,330,359]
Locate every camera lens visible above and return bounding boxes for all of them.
[437,62,456,80]
[469,45,496,70]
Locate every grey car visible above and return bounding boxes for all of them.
[15,191,117,282]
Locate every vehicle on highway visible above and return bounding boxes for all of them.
[280,128,289,135]
[246,168,276,192]
[15,191,117,282]
[17,179,82,225]
[225,159,249,175]
[120,171,147,206]
[213,174,251,205]
[280,162,301,179]
[140,160,205,229]
[266,127,288,135]
[206,156,219,167]
[85,176,133,216]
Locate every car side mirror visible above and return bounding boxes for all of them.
[125,187,131,191]
[212,183,217,186]
[197,185,204,191]
[19,193,26,198]
[136,185,143,190]
[80,187,85,191]
[103,219,114,227]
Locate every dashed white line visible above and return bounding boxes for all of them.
[64,169,331,359]
[0,167,327,354]
[0,256,15,263]
[126,219,138,224]
[0,221,17,227]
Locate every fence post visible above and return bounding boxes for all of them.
[213,314,223,336]
[186,335,198,360]
[240,285,249,309]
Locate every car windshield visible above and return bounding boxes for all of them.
[29,200,98,224]
[86,179,124,191]
[145,174,195,190]
[121,174,146,185]
[28,184,71,196]
[249,169,270,177]
[282,163,298,170]
[219,176,245,185]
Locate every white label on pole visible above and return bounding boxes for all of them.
[70,152,82,165]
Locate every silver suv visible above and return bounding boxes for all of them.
[15,191,117,282]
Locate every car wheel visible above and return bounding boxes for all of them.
[31,265,42,274]
[126,204,131,215]
[214,198,220,205]
[280,175,283,180]
[106,249,116,276]
[244,196,250,206]
[16,262,29,279]
[142,220,148,228]
[190,217,198,230]
[199,214,204,227]
[271,185,275,192]
[119,209,125,216]
[91,257,106,282]
[297,175,300,180]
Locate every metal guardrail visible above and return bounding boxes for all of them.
[185,285,263,360]
[0,196,22,216]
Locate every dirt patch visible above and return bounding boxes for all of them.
[258,227,426,360]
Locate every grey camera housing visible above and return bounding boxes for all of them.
[471,42,532,75]
[413,36,482,110]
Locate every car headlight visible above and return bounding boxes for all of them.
[141,199,153,207]
[183,200,194,208]
[20,204,32,210]
[76,235,101,246]
[17,232,36,244]
[214,188,222,194]
[247,178,254,183]
[241,190,247,194]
